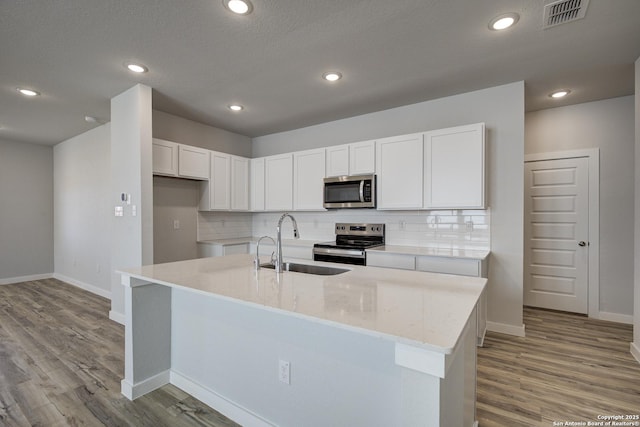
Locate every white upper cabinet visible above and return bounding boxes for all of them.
[376,133,424,209]
[265,153,293,211]
[423,123,485,209]
[152,138,178,177]
[325,144,349,177]
[178,145,210,180]
[325,140,375,177]
[231,156,249,211]
[200,151,231,210]
[152,138,209,180]
[249,158,266,211]
[349,140,375,175]
[293,148,326,211]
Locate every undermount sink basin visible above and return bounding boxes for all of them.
[261,262,349,276]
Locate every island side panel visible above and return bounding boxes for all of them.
[170,287,411,427]
[121,275,172,399]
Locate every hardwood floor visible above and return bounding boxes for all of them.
[477,307,640,427]
[0,278,239,427]
[1,279,638,426]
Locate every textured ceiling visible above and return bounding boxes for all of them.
[1,0,639,146]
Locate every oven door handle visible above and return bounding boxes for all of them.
[313,247,365,258]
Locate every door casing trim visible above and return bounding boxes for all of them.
[525,148,600,319]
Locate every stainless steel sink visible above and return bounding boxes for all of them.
[260,262,349,276]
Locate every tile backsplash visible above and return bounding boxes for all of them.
[199,209,490,250]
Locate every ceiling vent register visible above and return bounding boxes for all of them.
[543,0,589,29]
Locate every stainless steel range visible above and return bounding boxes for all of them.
[313,223,385,265]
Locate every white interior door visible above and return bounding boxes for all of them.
[524,157,589,314]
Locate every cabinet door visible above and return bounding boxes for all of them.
[152,138,178,176]
[293,148,326,211]
[231,156,249,211]
[424,123,485,209]
[376,134,424,209]
[325,144,349,177]
[349,140,375,175]
[208,151,231,210]
[250,158,266,211]
[265,154,293,211]
[178,145,210,180]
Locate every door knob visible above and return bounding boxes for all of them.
[578,241,587,247]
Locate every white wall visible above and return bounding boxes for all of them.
[633,56,640,363]
[0,138,53,283]
[253,82,525,335]
[109,84,154,322]
[153,176,199,263]
[153,110,252,157]
[53,124,112,297]
[526,96,635,319]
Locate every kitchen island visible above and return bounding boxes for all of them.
[119,254,486,427]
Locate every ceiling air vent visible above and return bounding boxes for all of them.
[543,0,589,29]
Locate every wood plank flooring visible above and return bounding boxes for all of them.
[1,279,638,426]
[477,307,640,426]
[0,278,239,427]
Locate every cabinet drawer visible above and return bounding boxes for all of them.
[415,256,481,277]
[366,252,415,270]
[224,243,249,255]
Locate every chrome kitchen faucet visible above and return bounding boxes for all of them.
[275,213,300,273]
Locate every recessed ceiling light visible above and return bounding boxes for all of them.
[489,13,519,30]
[223,0,253,15]
[17,88,40,97]
[229,104,244,111]
[126,63,148,73]
[323,72,342,82]
[549,89,571,98]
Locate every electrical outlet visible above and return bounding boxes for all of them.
[399,220,406,230]
[279,360,290,385]
[465,221,474,231]
[173,220,180,230]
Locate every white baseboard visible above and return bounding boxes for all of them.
[631,342,640,365]
[170,370,274,427]
[109,310,125,325]
[53,273,111,299]
[596,311,633,325]
[486,321,526,337]
[0,273,53,285]
[121,370,170,400]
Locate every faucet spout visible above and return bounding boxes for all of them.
[275,213,300,273]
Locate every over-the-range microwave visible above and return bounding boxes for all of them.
[323,174,376,209]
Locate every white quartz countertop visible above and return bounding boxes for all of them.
[120,254,486,354]
[367,245,490,260]
[197,237,322,247]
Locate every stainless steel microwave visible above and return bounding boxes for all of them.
[323,174,376,209]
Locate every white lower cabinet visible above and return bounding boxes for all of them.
[293,148,326,211]
[376,133,424,209]
[366,252,416,270]
[197,242,249,257]
[265,153,293,211]
[415,256,485,277]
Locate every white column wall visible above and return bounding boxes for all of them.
[109,84,153,322]
[633,56,640,363]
